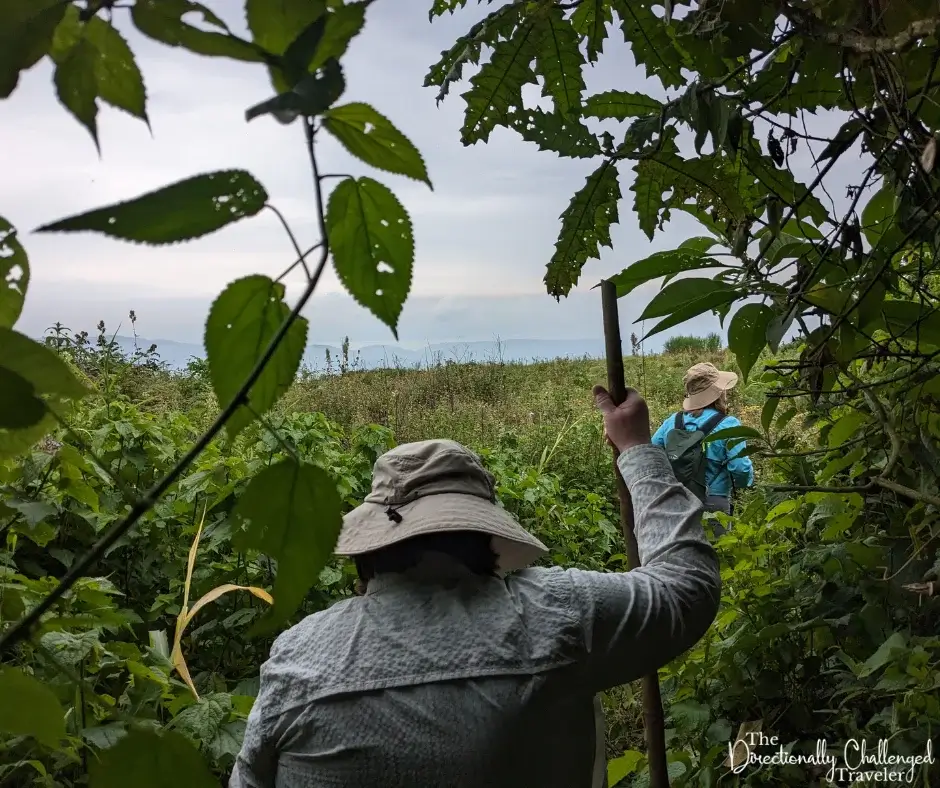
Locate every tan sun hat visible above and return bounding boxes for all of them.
[683,362,739,411]
[336,439,548,573]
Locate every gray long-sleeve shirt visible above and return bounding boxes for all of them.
[230,444,720,788]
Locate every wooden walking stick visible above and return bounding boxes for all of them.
[600,279,670,788]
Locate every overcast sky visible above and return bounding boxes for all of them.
[2,0,859,350]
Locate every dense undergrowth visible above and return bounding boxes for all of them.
[3,328,938,787]
[3,0,940,785]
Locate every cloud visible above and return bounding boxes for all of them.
[3,0,860,351]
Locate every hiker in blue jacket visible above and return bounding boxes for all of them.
[652,362,754,517]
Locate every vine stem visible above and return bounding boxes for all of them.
[0,121,332,657]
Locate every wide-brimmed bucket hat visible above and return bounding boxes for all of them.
[683,362,738,411]
[336,439,548,573]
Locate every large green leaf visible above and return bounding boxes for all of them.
[35,170,268,244]
[545,160,621,298]
[0,217,29,328]
[584,90,662,120]
[89,729,217,788]
[327,177,414,338]
[246,0,325,56]
[0,366,45,429]
[857,632,907,679]
[608,750,644,787]
[509,108,601,158]
[0,0,66,99]
[0,667,66,748]
[460,14,540,144]
[641,289,741,341]
[534,5,585,116]
[245,59,345,123]
[880,300,940,348]
[728,303,774,382]
[0,329,88,402]
[608,249,722,298]
[861,184,898,248]
[204,276,309,440]
[638,278,738,321]
[429,0,472,18]
[702,425,763,444]
[232,459,343,632]
[246,0,329,92]
[743,146,829,227]
[131,0,266,63]
[54,37,100,150]
[84,16,147,121]
[308,1,370,72]
[611,0,686,89]
[323,103,431,187]
[570,0,612,63]
[632,150,748,240]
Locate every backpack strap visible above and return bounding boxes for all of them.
[700,411,727,436]
[674,412,685,430]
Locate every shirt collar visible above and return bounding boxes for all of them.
[364,551,476,595]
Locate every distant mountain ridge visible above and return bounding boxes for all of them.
[106,336,610,371]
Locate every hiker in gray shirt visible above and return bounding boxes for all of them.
[230,385,721,788]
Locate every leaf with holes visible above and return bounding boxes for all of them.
[460,15,540,144]
[327,177,414,339]
[534,5,585,116]
[424,5,520,104]
[245,59,345,123]
[246,0,327,92]
[608,249,722,298]
[0,0,66,99]
[545,160,621,298]
[54,37,100,149]
[610,0,687,89]
[232,458,343,632]
[310,1,370,72]
[570,0,612,63]
[204,275,308,440]
[632,148,748,240]
[0,217,29,328]
[35,170,268,244]
[323,103,431,187]
[89,729,217,788]
[131,0,266,63]
[728,303,774,382]
[584,90,662,120]
[84,16,147,122]
[509,108,600,158]
[281,16,328,86]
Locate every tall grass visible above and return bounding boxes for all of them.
[662,333,722,354]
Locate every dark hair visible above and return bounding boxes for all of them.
[353,531,497,593]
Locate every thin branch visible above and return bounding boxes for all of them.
[265,204,311,280]
[827,17,940,54]
[0,121,335,657]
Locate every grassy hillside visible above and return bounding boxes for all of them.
[5,336,936,786]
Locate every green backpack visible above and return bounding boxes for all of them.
[663,411,726,502]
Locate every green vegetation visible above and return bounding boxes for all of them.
[1,0,939,786]
[663,334,723,356]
